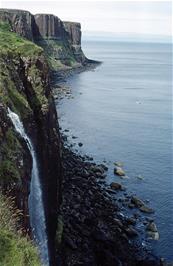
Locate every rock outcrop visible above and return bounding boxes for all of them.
[63,21,86,63]
[0,9,88,69]
[34,14,67,41]
[0,21,62,264]
[0,9,34,40]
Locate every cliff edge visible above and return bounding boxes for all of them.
[0,9,89,70]
[0,18,62,264]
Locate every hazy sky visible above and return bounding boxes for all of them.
[0,1,172,36]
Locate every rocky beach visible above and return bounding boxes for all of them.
[53,73,164,266]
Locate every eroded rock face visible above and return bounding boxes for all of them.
[0,9,34,40]
[63,21,81,46]
[63,21,86,62]
[0,8,87,66]
[0,41,63,264]
[34,14,67,40]
[0,104,32,231]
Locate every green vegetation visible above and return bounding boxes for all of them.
[0,20,46,266]
[0,21,48,117]
[36,39,76,70]
[27,64,48,110]
[0,193,41,266]
[0,71,32,119]
[0,128,22,184]
[0,22,43,57]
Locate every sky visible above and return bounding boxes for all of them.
[0,1,172,37]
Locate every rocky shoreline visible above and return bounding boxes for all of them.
[51,62,171,265]
[51,59,101,83]
[57,134,163,266]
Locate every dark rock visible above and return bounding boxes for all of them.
[125,227,138,237]
[110,182,122,190]
[126,217,137,225]
[140,205,154,213]
[78,142,83,147]
[131,196,145,207]
[64,236,77,250]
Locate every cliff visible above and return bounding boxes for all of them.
[0,9,34,40]
[0,9,89,70]
[0,8,91,264]
[63,21,86,63]
[0,8,163,266]
[0,19,62,264]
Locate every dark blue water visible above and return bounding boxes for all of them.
[56,41,173,260]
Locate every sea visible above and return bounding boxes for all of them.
[56,39,173,261]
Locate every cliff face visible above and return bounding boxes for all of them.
[63,21,86,63]
[0,9,34,40]
[0,20,62,264]
[34,14,67,41]
[0,9,88,70]
[0,8,91,264]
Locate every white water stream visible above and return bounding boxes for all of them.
[8,108,49,266]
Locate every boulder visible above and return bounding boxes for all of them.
[131,196,145,207]
[147,231,159,240]
[139,205,154,214]
[110,182,122,190]
[146,222,158,232]
[125,227,138,237]
[114,166,125,176]
[90,165,105,174]
[131,196,154,213]
[78,142,83,147]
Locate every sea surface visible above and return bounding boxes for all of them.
[56,40,173,260]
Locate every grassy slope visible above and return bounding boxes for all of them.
[0,22,43,57]
[0,22,42,265]
[35,39,77,70]
[0,21,46,185]
[0,21,45,118]
[0,193,41,266]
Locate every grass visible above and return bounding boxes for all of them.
[0,193,41,266]
[27,64,48,109]
[0,128,22,185]
[36,39,77,70]
[0,21,48,117]
[0,22,43,57]
[0,21,43,265]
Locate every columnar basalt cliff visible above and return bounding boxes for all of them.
[34,14,67,40]
[0,9,89,70]
[63,21,86,63]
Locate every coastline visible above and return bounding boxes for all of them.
[51,59,101,83]
[56,132,162,266]
[53,66,165,266]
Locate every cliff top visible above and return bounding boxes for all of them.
[63,21,81,26]
[0,9,81,25]
[0,8,31,14]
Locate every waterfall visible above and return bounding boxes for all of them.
[7,108,49,266]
